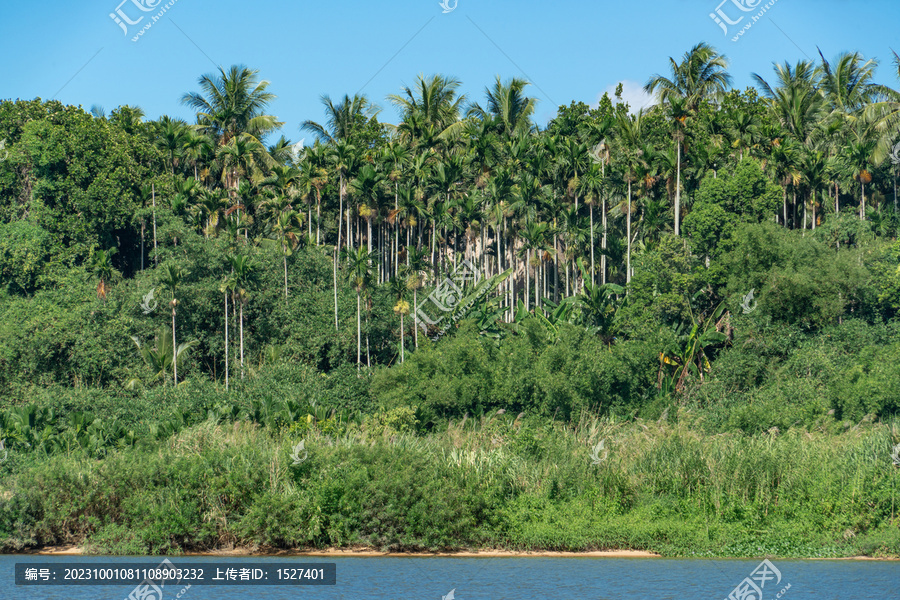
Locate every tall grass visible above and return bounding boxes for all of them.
[0,412,897,558]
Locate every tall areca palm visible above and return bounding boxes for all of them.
[158,264,185,386]
[614,110,649,285]
[226,254,254,380]
[645,43,731,236]
[262,210,303,298]
[576,163,605,285]
[345,247,375,374]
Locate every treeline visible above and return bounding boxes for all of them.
[0,43,899,420]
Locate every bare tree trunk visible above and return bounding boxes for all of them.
[172,306,177,386]
[224,292,229,391]
[675,140,681,236]
[333,246,339,330]
[152,183,158,265]
[627,181,632,285]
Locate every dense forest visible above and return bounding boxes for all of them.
[0,43,899,558]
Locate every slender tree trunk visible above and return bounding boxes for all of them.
[675,140,681,236]
[782,186,788,228]
[356,293,361,375]
[284,255,289,298]
[602,195,608,285]
[333,246,339,330]
[590,204,595,286]
[224,292,229,391]
[337,177,343,253]
[152,183,158,265]
[413,288,419,348]
[239,301,245,380]
[860,181,866,220]
[172,306,177,386]
[140,221,145,271]
[627,181,632,285]
[316,194,321,245]
[400,312,404,364]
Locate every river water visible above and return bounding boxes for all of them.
[2,555,896,599]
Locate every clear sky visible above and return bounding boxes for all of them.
[2,0,899,144]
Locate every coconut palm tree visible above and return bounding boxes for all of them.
[302,93,378,143]
[469,76,537,138]
[181,65,282,149]
[388,74,466,141]
[753,60,823,146]
[645,44,731,236]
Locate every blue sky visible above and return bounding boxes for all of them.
[2,0,899,144]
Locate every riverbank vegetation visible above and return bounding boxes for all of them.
[1,43,900,557]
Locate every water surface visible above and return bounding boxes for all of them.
[3,555,896,599]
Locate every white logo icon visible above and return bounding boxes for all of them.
[442,589,456,600]
[0,139,8,162]
[589,440,608,465]
[709,0,763,35]
[140,288,158,315]
[891,443,900,467]
[290,441,308,465]
[740,289,757,315]
[109,0,163,35]
[439,0,458,13]
[0,439,7,462]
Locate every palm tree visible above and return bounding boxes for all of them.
[261,210,303,298]
[154,116,190,175]
[645,43,731,236]
[388,74,466,142]
[469,76,537,138]
[576,163,605,285]
[157,264,185,386]
[302,93,378,143]
[226,254,254,379]
[91,247,118,300]
[614,110,649,285]
[219,273,237,391]
[389,276,410,363]
[753,60,823,146]
[345,247,375,374]
[406,246,431,347]
[181,65,282,149]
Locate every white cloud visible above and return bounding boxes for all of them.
[595,80,655,114]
